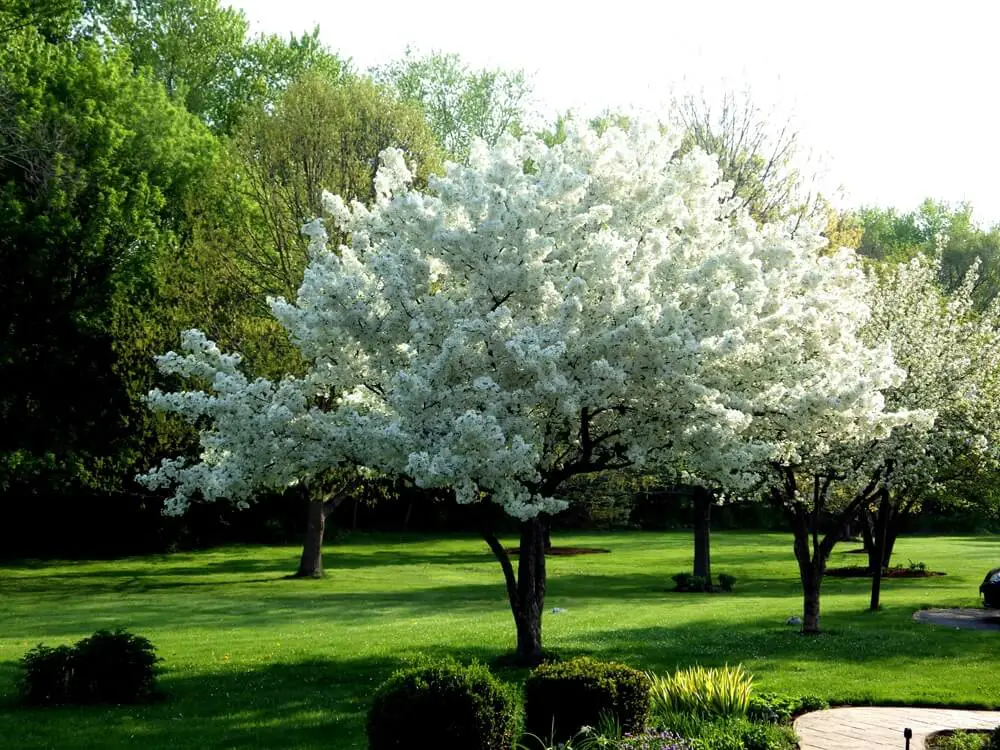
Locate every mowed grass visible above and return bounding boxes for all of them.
[0,531,998,748]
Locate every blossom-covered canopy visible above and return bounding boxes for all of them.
[142,120,904,519]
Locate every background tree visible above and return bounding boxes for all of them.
[0,0,82,40]
[668,90,838,580]
[854,256,1000,609]
[856,199,1000,306]
[0,25,217,555]
[671,88,823,230]
[374,49,532,162]
[86,0,345,134]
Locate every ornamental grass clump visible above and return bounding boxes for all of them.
[647,665,753,720]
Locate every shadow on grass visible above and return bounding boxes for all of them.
[0,547,499,585]
[0,655,409,750]
[0,559,971,641]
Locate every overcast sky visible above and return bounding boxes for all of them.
[229,0,1000,225]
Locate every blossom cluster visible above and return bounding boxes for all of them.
[141,119,926,519]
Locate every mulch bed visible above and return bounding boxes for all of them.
[825,565,945,578]
[504,547,611,557]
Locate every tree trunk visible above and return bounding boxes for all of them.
[860,511,879,573]
[295,499,327,578]
[869,489,895,610]
[801,563,823,633]
[483,517,547,666]
[883,519,900,569]
[791,512,825,634]
[294,489,348,579]
[693,489,712,580]
[776,468,884,636]
[514,518,547,663]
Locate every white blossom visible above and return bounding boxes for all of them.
[141,119,906,521]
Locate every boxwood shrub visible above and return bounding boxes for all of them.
[524,656,650,743]
[367,660,517,750]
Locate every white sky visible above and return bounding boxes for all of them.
[229,0,1000,226]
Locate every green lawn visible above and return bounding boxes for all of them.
[0,531,997,748]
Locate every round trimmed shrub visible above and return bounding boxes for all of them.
[70,629,161,704]
[524,656,650,743]
[366,660,517,750]
[17,629,160,706]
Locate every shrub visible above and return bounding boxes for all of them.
[524,657,650,743]
[17,629,161,706]
[647,665,752,720]
[71,629,161,704]
[926,730,991,750]
[747,692,827,724]
[988,725,1000,750]
[367,660,517,750]
[797,695,829,714]
[671,574,713,593]
[688,576,710,592]
[18,645,75,706]
[717,574,736,592]
[672,573,692,590]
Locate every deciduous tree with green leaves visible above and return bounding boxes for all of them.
[0,25,217,553]
[87,0,345,133]
[374,49,531,162]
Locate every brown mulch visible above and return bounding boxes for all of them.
[503,547,611,557]
[825,565,945,578]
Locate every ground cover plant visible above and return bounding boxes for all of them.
[925,729,996,750]
[1,531,998,748]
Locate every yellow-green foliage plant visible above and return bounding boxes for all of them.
[647,664,753,720]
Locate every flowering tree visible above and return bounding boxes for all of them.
[142,121,903,662]
[752,254,1000,630]
[689,246,912,634]
[852,256,1000,609]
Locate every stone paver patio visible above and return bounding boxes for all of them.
[794,707,1000,749]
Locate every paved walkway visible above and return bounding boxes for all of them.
[913,608,1000,630]
[794,707,1000,749]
